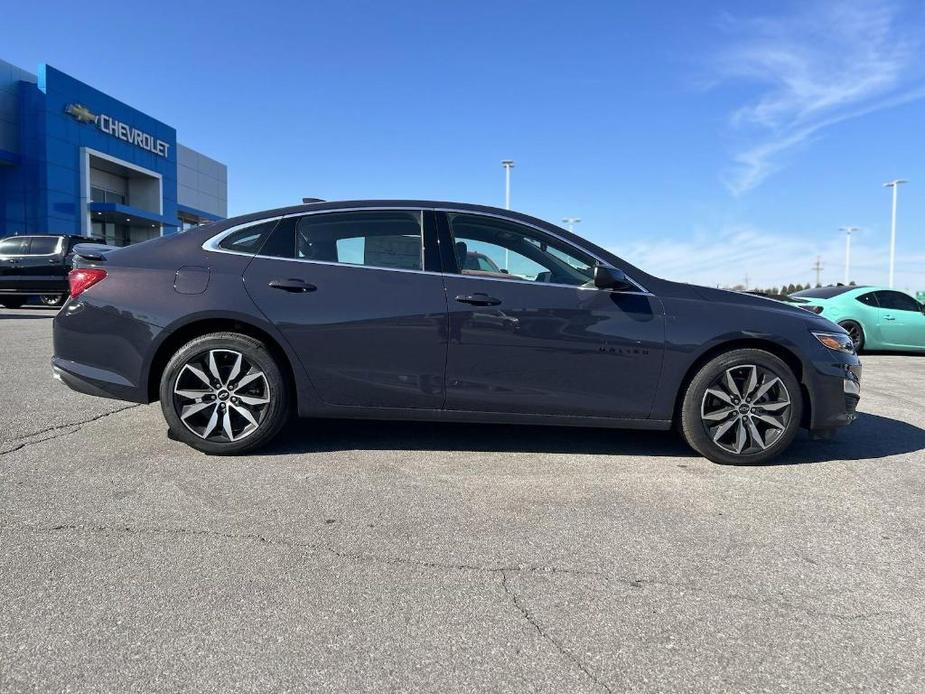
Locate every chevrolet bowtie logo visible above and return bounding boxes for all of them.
[65,103,99,124]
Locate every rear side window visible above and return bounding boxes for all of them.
[260,210,424,271]
[855,292,878,307]
[218,220,280,254]
[28,237,61,255]
[0,237,28,255]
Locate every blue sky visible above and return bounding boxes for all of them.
[4,0,924,289]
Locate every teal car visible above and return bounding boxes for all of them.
[791,286,925,352]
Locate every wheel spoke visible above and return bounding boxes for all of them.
[703,406,735,422]
[227,352,243,383]
[184,364,212,388]
[208,351,222,383]
[237,394,270,406]
[180,401,214,420]
[743,366,758,399]
[234,372,263,390]
[231,403,259,429]
[752,413,785,429]
[734,419,747,453]
[222,410,234,440]
[705,387,733,405]
[752,376,780,402]
[746,417,767,450]
[712,418,737,442]
[758,400,789,412]
[202,405,220,437]
[723,369,741,399]
[175,389,211,401]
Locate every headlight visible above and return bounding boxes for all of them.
[813,331,855,354]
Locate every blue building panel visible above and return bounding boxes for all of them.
[0,60,226,242]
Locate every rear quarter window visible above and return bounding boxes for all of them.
[855,292,878,307]
[217,220,280,254]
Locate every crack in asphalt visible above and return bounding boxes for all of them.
[0,405,141,456]
[1,522,896,624]
[501,570,614,693]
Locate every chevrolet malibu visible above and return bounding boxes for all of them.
[52,201,860,464]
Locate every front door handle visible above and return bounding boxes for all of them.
[268,278,317,293]
[455,293,502,306]
[884,314,896,321]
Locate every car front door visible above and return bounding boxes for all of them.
[874,290,925,350]
[438,212,665,420]
[241,209,448,409]
[0,237,29,292]
[17,236,65,292]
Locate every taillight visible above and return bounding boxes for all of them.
[68,268,108,298]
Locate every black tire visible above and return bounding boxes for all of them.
[40,294,67,307]
[159,332,290,455]
[838,320,864,352]
[0,297,26,309]
[680,349,803,465]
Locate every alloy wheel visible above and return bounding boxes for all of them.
[844,323,863,350]
[172,349,271,442]
[700,364,792,455]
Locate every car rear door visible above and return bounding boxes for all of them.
[438,211,665,419]
[0,237,29,291]
[17,236,66,292]
[241,209,449,409]
[874,290,925,350]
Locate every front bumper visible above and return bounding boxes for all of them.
[806,358,861,432]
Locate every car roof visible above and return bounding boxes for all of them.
[792,285,872,299]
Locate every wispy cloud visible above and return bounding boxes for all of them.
[712,1,924,194]
[620,227,925,292]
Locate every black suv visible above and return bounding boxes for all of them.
[0,235,105,308]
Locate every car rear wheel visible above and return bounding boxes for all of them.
[839,320,864,352]
[40,294,67,307]
[159,332,290,455]
[0,297,26,309]
[680,349,802,465]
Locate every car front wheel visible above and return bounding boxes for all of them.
[159,332,290,455]
[40,294,67,307]
[680,348,802,465]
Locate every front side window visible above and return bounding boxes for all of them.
[262,210,424,271]
[447,213,595,287]
[874,291,922,312]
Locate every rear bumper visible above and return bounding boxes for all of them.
[52,357,148,403]
[52,298,162,404]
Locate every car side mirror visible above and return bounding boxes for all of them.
[593,265,634,291]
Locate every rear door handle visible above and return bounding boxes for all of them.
[268,278,317,293]
[455,293,502,306]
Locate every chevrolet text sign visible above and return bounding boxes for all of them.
[65,104,170,158]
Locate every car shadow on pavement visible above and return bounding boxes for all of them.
[263,412,925,464]
[266,419,691,457]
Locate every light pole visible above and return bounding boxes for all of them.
[562,217,581,232]
[501,160,515,210]
[883,179,907,288]
[839,227,860,285]
[812,256,824,287]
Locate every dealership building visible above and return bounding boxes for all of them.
[0,59,227,246]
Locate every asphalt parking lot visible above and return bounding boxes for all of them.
[1,307,923,693]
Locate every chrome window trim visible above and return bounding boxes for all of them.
[202,205,650,294]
